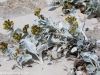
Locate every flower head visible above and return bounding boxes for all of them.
[34,8,41,16]
[31,25,42,35]
[3,19,14,30]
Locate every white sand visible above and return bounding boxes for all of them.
[0,0,7,2]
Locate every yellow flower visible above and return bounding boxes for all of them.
[15,49,19,54]
[65,17,69,21]
[66,2,72,8]
[72,17,77,21]
[11,21,14,25]
[3,20,14,30]
[31,25,42,35]
[23,29,27,33]
[35,31,38,35]
[69,27,76,34]
[13,49,19,56]
[34,8,41,16]
[3,25,7,29]
[73,21,78,26]
[25,24,29,28]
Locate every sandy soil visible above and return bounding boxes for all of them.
[0,0,47,18]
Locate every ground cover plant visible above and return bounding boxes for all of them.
[0,0,100,75]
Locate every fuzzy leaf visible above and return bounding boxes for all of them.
[75,71,83,75]
[80,52,91,62]
[95,71,100,75]
[21,39,37,54]
[86,64,96,73]
[71,47,77,53]
[23,54,32,63]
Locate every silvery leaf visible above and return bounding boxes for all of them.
[37,44,48,63]
[16,54,24,68]
[75,71,83,75]
[23,54,32,63]
[77,40,83,46]
[6,48,16,55]
[71,47,77,53]
[57,52,62,58]
[16,54,32,69]
[47,55,52,65]
[57,46,62,52]
[57,21,63,30]
[8,32,13,38]
[15,28,22,34]
[37,44,48,54]
[52,46,58,51]
[68,69,75,75]
[90,54,98,62]
[20,39,37,54]
[51,35,63,44]
[86,64,96,73]
[95,71,100,75]
[58,45,66,52]
[21,39,45,63]
[80,52,91,62]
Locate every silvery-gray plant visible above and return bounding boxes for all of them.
[1,8,100,75]
[1,12,70,69]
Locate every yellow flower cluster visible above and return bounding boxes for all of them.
[31,25,42,35]
[12,33,22,42]
[0,42,8,50]
[3,19,14,30]
[23,24,29,33]
[65,16,79,34]
[65,16,78,26]
[65,2,73,9]
[34,8,41,16]
[13,48,19,57]
[69,27,76,34]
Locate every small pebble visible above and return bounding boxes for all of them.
[47,63,52,65]
[85,28,89,31]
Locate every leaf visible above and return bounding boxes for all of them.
[15,28,22,34]
[86,64,96,73]
[95,71,100,75]
[51,35,63,44]
[21,39,45,63]
[75,71,83,75]
[23,54,32,63]
[58,22,63,29]
[37,44,48,54]
[57,52,62,58]
[80,52,91,62]
[20,39,37,54]
[77,40,83,46]
[16,54,24,67]
[71,47,77,53]
[16,54,32,69]
[8,32,13,38]
[68,69,75,75]
[90,54,98,62]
